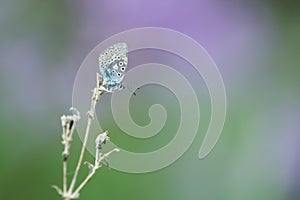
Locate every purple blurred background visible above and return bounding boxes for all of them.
[0,0,299,199]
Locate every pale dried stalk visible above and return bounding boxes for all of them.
[53,74,119,200]
[60,108,80,198]
[67,74,104,196]
[68,88,103,194]
[73,148,120,195]
[63,161,67,193]
[63,126,70,194]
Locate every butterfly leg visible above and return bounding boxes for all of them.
[118,83,125,90]
[99,85,112,93]
[99,83,124,93]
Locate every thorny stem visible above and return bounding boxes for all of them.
[73,148,120,195]
[68,76,104,194]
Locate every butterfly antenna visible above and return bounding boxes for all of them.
[124,84,140,96]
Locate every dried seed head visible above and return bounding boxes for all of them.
[95,131,109,149]
[61,108,80,131]
[61,108,81,160]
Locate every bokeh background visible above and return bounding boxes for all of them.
[1,0,300,199]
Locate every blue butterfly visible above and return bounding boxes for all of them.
[98,43,128,92]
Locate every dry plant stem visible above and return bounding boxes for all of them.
[64,194,71,200]
[63,128,71,194]
[60,108,80,197]
[73,148,120,195]
[68,88,103,194]
[63,161,67,193]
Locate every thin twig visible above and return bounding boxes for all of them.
[53,73,121,199]
[59,108,80,199]
[73,148,120,195]
[63,161,67,194]
[68,77,103,194]
[63,127,70,194]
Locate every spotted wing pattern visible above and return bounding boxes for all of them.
[98,43,128,92]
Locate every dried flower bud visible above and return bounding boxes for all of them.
[95,131,109,149]
[61,108,81,160]
[61,108,80,131]
[84,161,94,174]
[61,115,66,127]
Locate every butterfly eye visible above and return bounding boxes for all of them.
[117,56,120,60]
[120,67,125,71]
[119,62,123,66]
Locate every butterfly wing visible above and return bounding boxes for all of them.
[98,43,128,92]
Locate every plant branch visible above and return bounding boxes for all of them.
[63,161,67,194]
[53,73,121,200]
[73,148,120,196]
[68,74,103,194]
[59,108,80,199]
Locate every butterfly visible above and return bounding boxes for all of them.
[98,43,128,92]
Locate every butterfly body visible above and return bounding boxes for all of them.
[98,43,128,92]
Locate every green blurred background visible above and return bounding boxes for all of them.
[0,0,300,199]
